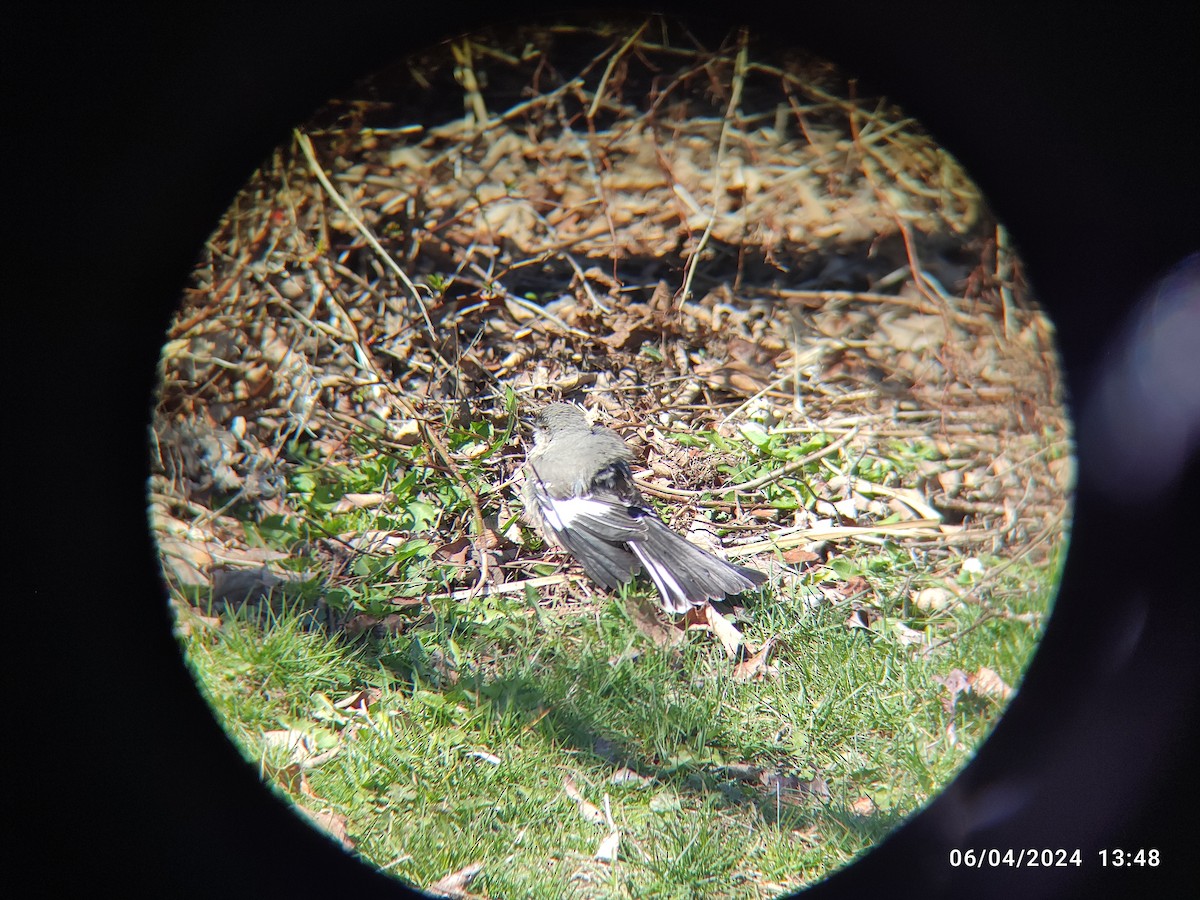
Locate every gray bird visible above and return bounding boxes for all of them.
[521,402,767,614]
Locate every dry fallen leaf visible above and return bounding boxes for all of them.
[593,792,621,861]
[277,762,304,794]
[609,767,651,787]
[912,586,955,613]
[781,547,822,565]
[970,666,1013,701]
[262,728,313,760]
[211,565,287,607]
[933,668,972,714]
[935,666,1013,714]
[340,530,408,554]
[697,337,781,395]
[563,776,606,825]
[878,312,949,352]
[883,485,942,522]
[600,318,650,350]
[427,862,485,899]
[700,603,744,659]
[625,595,684,647]
[845,603,881,631]
[262,728,340,769]
[433,536,475,566]
[850,796,878,816]
[946,720,959,747]
[333,687,384,711]
[465,750,502,765]
[733,636,779,681]
[594,830,620,862]
[156,537,215,586]
[173,608,221,637]
[839,575,872,599]
[332,491,387,512]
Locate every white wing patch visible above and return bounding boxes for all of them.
[548,496,615,528]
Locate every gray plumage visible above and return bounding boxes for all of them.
[521,403,767,614]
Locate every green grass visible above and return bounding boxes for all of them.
[176,547,1055,898]
[169,411,1061,897]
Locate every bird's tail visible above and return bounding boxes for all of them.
[630,518,767,614]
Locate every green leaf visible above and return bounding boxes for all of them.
[639,342,664,361]
[829,557,859,578]
[394,537,433,561]
[403,500,439,530]
[740,427,771,449]
[703,430,732,453]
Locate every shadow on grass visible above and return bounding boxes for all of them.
[364,608,905,847]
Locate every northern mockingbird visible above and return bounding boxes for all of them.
[521,402,766,614]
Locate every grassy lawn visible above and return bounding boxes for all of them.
[171,420,1059,898]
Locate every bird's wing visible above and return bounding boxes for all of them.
[528,460,647,536]
[524,459,766,608]
[525,462,648,589]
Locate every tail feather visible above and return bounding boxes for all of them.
[557,525,640,590]
[631,519,766,614]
